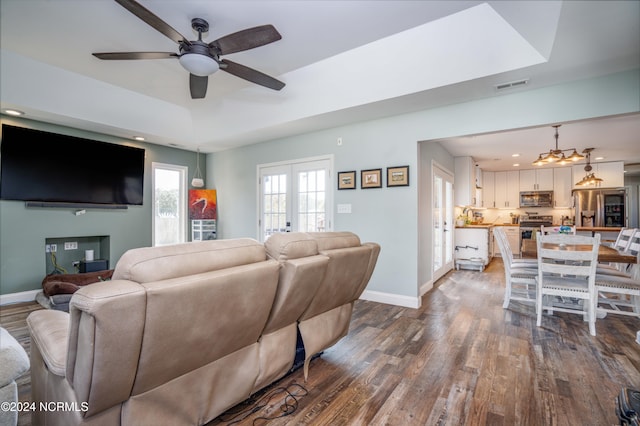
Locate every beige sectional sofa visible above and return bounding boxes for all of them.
[27,232,379,425]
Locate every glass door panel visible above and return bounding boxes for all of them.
[295,166,327,232]
[433,165,454,281]
[259,158,332,241]
[260,165,291,241]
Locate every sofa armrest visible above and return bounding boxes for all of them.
[26,310,70,377]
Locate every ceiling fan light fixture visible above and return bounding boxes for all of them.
[179,53,219,77]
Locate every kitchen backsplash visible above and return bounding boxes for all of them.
[456,206,573,225]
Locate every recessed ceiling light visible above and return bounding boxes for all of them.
[133,136,145,141]
[513,163,520,167]
[3,109,24,116]
[512,154,520,157]
[595,156,604,160]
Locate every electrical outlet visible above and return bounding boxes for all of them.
[64,241,78,250]
[72,261,80,268]
[45,244,57,253]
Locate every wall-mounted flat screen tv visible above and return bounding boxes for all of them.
[0,124,145,207]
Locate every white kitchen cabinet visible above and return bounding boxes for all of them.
[519,168,554,191]
[504,226,520,256]
[455,226,493,271]
[572,161,624,188]
[553,167,573,207]
[454,156,482,207]
[482,171,495,208]
[494,171,519,208]
[492,226,520,257]
[475,165,483,209]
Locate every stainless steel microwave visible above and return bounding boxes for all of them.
[519,191,554,208]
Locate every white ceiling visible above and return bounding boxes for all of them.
[1,0,639,171]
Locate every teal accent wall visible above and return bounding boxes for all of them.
[209,69,640,306]
[0,117,201,295]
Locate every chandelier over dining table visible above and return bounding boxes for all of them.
[532,124,585,166]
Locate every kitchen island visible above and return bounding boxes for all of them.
[454,225,494,271]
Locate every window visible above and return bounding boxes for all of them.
[152,162,187,246]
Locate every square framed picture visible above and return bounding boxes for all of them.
[361,168,382,189]
[387,165,409,187]
[337,170,356,190]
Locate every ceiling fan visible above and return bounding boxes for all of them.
[93,0,285,99]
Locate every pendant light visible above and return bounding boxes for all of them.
[191,148,204,188]
[575,148,603,186]
[532,125,584,166]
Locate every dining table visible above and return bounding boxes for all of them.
[521,239,638,264]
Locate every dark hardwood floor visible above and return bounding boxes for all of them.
[2,259,639,425]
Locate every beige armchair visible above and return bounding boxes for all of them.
[0,327,30,426]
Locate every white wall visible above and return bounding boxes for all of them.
[209,69,640,308]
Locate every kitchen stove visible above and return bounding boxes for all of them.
[519,214,554,228]
[519,215,554,252]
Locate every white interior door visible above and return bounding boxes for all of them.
[259,157,332,241]
[433,165,454,281]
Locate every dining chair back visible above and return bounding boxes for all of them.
[596,230,640,317]
[535,232,600,336]
[493,227,537,308]
[598,227,639,274]
[612,228,637,252]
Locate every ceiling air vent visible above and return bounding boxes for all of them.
[495,79,529,91]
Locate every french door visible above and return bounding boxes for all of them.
[433,164,454,281]
[258,157,333,241]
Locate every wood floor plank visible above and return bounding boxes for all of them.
[3,259,640,425]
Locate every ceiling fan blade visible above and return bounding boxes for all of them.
[114,0,191,46]
[210,25,281,55]
[221,60,285,91]
[190,74,208,99]
[93,52,178,60]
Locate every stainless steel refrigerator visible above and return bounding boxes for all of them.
[573,188,628,227]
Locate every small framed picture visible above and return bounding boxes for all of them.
[361,168,382,189]
[337,171,356,190]
[387,165,409,187]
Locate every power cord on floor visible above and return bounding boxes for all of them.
[219,382,308,425]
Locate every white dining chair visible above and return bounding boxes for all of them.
[536,232,600,336]
[493,227,537,309]
[597,227,637,275]
[596,230,640,317]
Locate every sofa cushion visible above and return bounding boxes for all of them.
[307,231,361,251]
[131,260,280,395]
[264,232,319,261]
[113,238,266,283]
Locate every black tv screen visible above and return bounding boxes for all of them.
[0,124,145,206]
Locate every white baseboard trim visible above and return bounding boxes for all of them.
[0,289,39,306]
[359,289,421,309]
[419,280,434,298]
